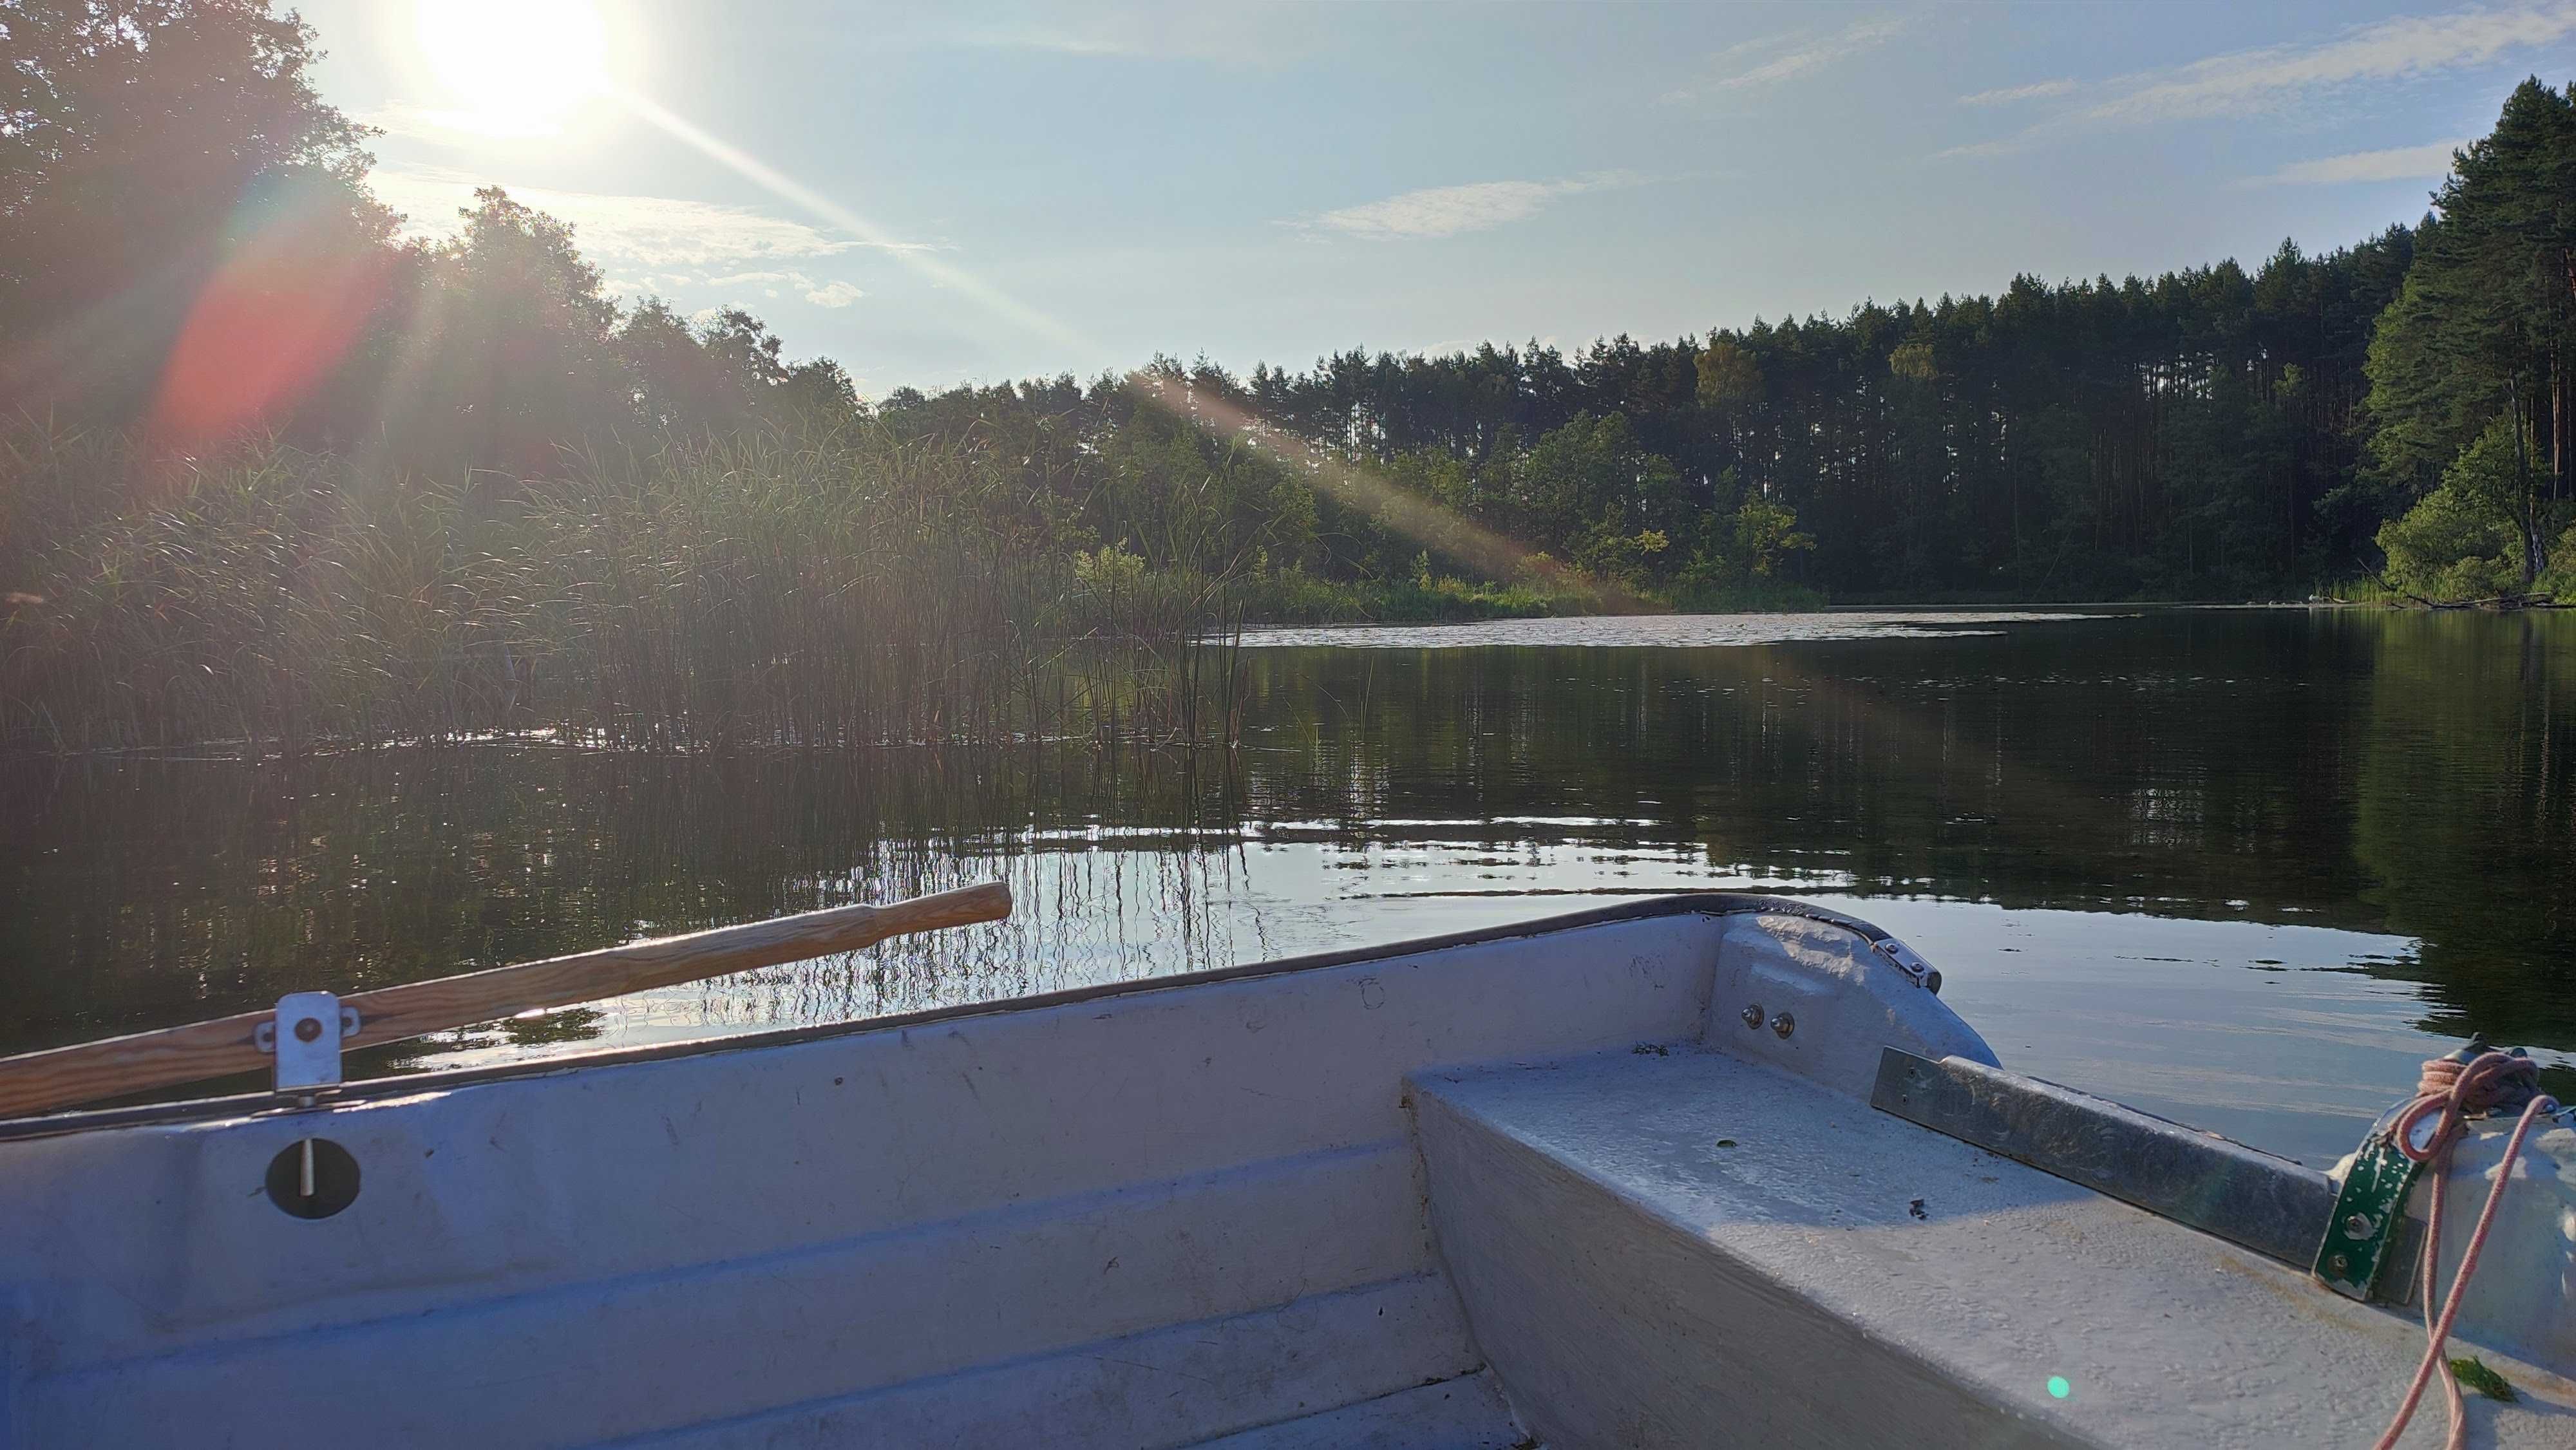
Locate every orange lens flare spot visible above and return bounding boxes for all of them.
[149,230,389,452]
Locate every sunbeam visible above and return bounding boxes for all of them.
[613,91,1091,358]
[609,85,1614,614]
[1121,368,1648,614]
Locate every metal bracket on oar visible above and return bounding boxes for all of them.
[254,992,363,1104]
[0,881,1014,1120]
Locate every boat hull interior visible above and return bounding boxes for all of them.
[3,896,2572,1448]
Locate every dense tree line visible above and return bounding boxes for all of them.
[862,89,2575,605]
[2367,80,2576,600]
[1036,240,2416,603]
[1234,241,2417,600]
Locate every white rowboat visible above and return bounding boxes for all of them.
[2,891,2571,1447]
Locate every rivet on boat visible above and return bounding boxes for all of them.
[1771,1012,1796,1039]
[1741,1003,1765,1028]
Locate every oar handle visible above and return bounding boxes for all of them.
[0,881,1014,1120]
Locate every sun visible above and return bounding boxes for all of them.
[414,0,611,138]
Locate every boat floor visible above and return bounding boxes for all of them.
[1183,1370,1522,1449]
[1410,1046,2576,1448]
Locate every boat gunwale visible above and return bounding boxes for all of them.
[0,892,1895,1142]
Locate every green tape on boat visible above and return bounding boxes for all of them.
[2315,1131,2421,1301]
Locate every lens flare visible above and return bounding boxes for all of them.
[149,193,393,454]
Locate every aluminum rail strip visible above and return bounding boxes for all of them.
[0,892,1902,1141]
[1871,1046,2417,1283]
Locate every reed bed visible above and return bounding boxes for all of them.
[0,420,1243,753]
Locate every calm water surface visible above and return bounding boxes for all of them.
[5,607,2570,1164]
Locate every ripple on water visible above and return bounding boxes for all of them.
[1235,610,2116,649]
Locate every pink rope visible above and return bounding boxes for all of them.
[2369,1051,2557,1450]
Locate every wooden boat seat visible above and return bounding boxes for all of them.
[1408,1046,2576,1448]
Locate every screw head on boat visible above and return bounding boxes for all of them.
[2344,1213,2373,1239]
[1741,1003,1765,1029]
[1770,1012,1795,1039]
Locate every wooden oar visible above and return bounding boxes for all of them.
[0,881,1013,1120]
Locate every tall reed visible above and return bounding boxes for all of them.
[0,419,1238,752]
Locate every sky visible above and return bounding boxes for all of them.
[293,0,2576,398]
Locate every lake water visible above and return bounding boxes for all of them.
[5,606,2570,1165]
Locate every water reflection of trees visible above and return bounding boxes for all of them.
[4,610,2571,1062]
[0,747,1265,1055]
[1234,619,2392,921]
[1236,616,2570,1046]
[2350,612,2576,1042]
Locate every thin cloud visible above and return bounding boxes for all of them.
[361,100,569,142]
[946,4,1316,62]
[954,24,1126,55]
[1690,30,1814,70]
[691,269,868,308]
[1667,14,1911,102]
[2242,139,2467,186]
[2094,5,2576,126]
[1299,173,1643,241]
[1958,78,2078,106]
[1946,3,2576,156]
[370,166,932,268]
[1702,31,1802,66]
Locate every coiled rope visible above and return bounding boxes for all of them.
[2369,1050,2559,1450]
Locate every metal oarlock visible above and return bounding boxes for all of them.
[252,992,362,1103]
